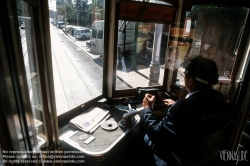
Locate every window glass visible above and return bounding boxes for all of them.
[116,20,170,89]
[49,0,104,115]
[131,0,172,5]
[175,6,248,97]
[92,29,97,38]
[18,0,47,151]
[97,30,103,39]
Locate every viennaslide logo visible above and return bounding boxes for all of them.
[219,150,248,165]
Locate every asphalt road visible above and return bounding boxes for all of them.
[50,25,103,115]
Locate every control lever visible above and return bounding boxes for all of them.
[118,109,142,127]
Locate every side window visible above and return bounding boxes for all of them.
[175,6,248,99]
[92,29,97,38]
[115,21,170,91]
[111,1,177,98]
[97,30,103,39]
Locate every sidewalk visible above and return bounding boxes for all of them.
[64,33,165,88]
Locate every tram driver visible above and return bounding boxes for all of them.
[141,56,232,166]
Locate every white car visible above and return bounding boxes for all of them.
[62,25,73,33]
[74,28,91,40]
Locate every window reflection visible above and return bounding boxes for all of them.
[175,6,248,97]
[131,0,172,5]
[116,21,169,89]
[18,0,46,151]
[166,46,181,91]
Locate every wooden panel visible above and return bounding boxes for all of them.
[169,28,194,47]
[118,1,177,23]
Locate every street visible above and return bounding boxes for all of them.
[50,25,103,115]
[49,24,165,115]
[21,24,165,116]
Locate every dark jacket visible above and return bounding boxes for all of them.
[140,89,232,165]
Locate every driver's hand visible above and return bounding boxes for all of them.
[163,99,175,107]
[143,93,155,109]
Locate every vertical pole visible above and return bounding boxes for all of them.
[64,0,67,35]
[132,22,139,70]
[77,0,79,26]
[148,24,162,86]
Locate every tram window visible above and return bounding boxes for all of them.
[18,0,47,151]
[97,30,103,39]
[175,6,249,97]
[116,20,170,89]
[92,29,97,38]
[49,1,105,115]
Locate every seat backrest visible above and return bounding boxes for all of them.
[172,126,229,166]
[172,109,234,166]
[193,108,234,165]
[194,128,227,165]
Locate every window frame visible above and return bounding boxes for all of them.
[57,0,111,127]
[1,0,250,153]
[55,0,250,130]
[106,0,178,99]
[0,0,57,151]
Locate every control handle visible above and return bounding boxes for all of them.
[123,109,142,119]
[118,109,143,127]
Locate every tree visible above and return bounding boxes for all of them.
[72,0,89,26]
[91,0,105,20]
[56,0,74,22]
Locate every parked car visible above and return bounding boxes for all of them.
[74,28,91,40]
[68,26,76,36]
[61,24,67,30]
[57,21,68,29]
[63,25,73,33]
[52,20,57,26]
[69,26,84,36]
[50,19,55,25]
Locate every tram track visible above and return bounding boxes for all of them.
[56,40,96,99]
[50,26,97,111]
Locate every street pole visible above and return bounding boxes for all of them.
[64,0,67,35]
[148,24,162,86]
[132,22,139,70]
[77,0,79,26]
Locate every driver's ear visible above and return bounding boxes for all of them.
[186,76,194,87]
